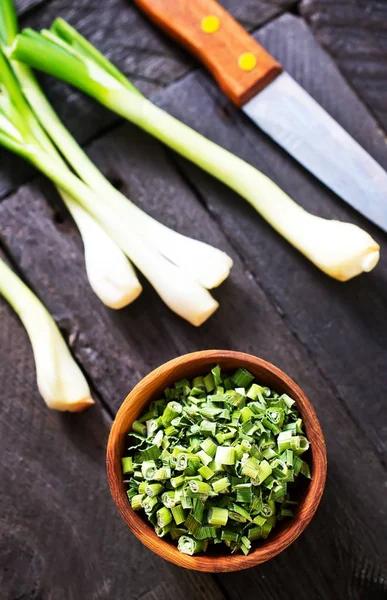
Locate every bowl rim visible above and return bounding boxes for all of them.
[106,350,327,572]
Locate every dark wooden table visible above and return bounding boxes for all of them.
[1,1,386,598]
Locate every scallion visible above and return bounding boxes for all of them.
[12,19,381,281]
[0,257,94,411]
[0,0,233,326]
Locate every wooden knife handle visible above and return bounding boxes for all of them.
[133,0,282,107]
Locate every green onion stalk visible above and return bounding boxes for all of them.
[0,0,233,326]
[0,257,94,411]
[0,4,143,310]
[10,17,380,280]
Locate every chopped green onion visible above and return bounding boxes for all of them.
[229,504,251,522]
[141,460,157,480]
[131,494,144,511]
[215,446,236,465]
[188,480,211,495]
[171,505,186,525]
[181,493,193,510]
[211,365,222,386]
[196,450,213,466]
[132,421,146,436]
[241,536,252,555]
[281,393,295,409]
[161,491,176,508]
[155,524,172,538]
[200,437,217,458]
[204,372,215,392]
[156,507,173,528]
[141,495,158,514]
[178,536,204,555]
[208,507,229,527]
[197,525,217,539]
[253,514,266,526]
[192,498,205,522]
[300,460,312,479]
[261,504,274,518]
[235,483,253,504]
[221,529,239,542]
[231,368,255,388]
[139,444,161,462]
[161,401,182,427]
[241,456,260,479]
[145,483,163,497]
[170,474,185,488]
[121,457,133,474]
[121,365,311,555]
[153,467,171,481]
[240,406,255,423]
[212,477,231,494]
[146,419,159,438]
[200,420,217,437]
[296,436,310,455]
[247,526,262,541]
[185,513,201,536]
[261,521,274,539]
[253,460,272,485]
[198,465,215,480]
[138,481,147,494]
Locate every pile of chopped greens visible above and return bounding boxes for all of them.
[122,365,311,555]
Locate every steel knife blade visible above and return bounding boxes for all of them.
[134,0,387,232]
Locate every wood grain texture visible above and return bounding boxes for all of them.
[1,113,386,595]
[0,0,294,200]
[15,0,47,16]
[0,266,230,600]
[0,252,227,599]
[0,7,386,598]
[300,0,387,133]
[107,350,326,572]
[155,13,387,461]
[133,0,282,106]
[0,178,178,414]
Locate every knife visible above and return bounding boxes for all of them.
[133,0,387,232]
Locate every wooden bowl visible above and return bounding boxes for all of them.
[106,350,327,572]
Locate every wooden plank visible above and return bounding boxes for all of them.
[0,250,226,599]
[155,13,387,460]
[0,116,386,596]
[0,179,181,414]
[300,0,387,133]
[15,0,47,16]
[218,0,296,30]
[0,0,296,199]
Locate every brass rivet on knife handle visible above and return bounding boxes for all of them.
[133,0,283,107]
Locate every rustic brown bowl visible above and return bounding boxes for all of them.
[106,350,327,572]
